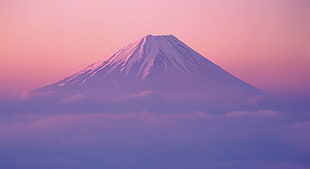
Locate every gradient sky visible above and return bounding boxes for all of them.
[0,0,309,97]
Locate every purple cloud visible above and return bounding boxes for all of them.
[1,110,310,169]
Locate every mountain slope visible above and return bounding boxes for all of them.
[32,35,267,113]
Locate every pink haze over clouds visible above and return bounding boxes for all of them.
[0,0,309,97]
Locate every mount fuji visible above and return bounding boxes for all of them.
[30,35,268,113]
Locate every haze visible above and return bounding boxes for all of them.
[1,0,309,97]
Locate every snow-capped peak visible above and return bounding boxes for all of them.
[34,34,266,113]
[67,34,213,82]
[54,34,233,89]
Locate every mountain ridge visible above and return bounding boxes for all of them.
[30,34,267,113]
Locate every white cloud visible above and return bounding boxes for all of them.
[0,110,309,169]
[62,94,87,103]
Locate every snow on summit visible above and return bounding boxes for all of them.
[65,34,216,82]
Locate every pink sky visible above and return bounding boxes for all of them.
[0,0,309,97]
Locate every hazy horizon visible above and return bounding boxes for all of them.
[1,1,310,169]
[1,0,309,98]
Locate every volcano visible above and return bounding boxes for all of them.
[31,35,267,113]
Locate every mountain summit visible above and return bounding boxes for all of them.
[56,34,219,84]
[33,35,267,113]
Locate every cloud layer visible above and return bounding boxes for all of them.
[1,110,310,169]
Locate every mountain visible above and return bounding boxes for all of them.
[31,35,268,113]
